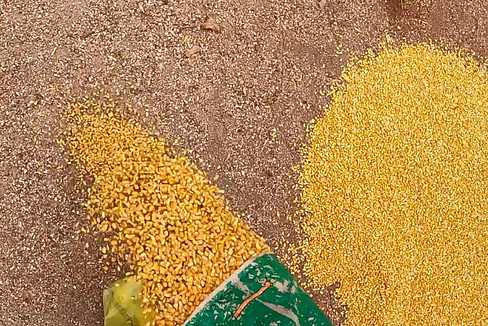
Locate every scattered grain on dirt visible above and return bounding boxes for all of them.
[297,42,488,325]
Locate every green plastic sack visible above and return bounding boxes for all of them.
[103,276,155,326]
[184,253,332,326]
[104,253,332,326]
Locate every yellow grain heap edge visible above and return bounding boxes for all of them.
[298,42,488,325]
[65,99,269,326]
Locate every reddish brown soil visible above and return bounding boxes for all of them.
[1,0,488,325]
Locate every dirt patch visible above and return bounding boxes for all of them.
[1,0,488,325]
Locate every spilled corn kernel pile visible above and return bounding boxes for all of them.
[298,43,488,325]
[66,99,268,326]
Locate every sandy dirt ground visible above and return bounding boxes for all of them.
[1,0,488,325]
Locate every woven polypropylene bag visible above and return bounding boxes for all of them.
[103,254,332,326]
[184,253,332,326]
[103,277,154,326]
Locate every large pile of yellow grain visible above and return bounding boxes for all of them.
[66,99,268,326]
[299,43,488,325]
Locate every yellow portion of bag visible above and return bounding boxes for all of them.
[103,277,155,326]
